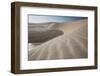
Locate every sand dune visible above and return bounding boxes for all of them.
[28,19,88,60]
[28,22,64,43]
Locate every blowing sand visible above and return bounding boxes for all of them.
[28,19,88,60]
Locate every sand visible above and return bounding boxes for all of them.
[28,19,88,60]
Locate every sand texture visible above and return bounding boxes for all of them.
[28,19,88,60]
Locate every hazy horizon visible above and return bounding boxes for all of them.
[28,15,87,23]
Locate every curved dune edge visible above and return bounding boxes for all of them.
[28,19,88,60]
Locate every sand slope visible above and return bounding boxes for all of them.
[28,19,88,60]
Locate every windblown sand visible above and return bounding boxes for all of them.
[28,19,88,60]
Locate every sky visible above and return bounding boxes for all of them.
[28,15,86,23]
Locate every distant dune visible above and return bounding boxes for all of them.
[28,22,63,43]
[28,19,88,60]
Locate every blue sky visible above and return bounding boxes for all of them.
[28,15,86,23]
